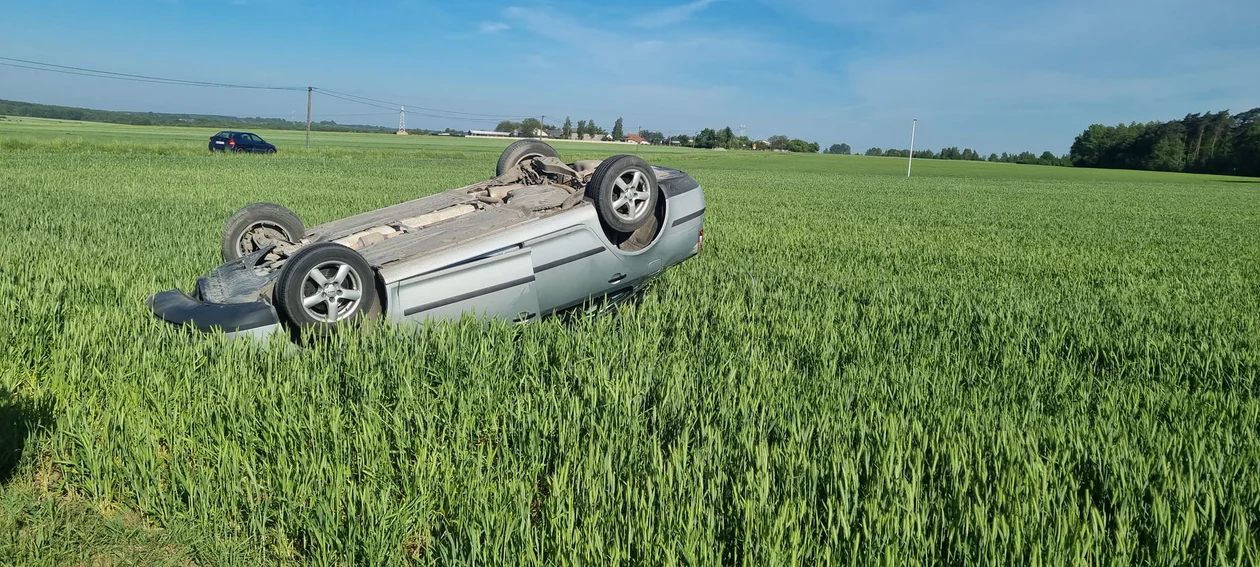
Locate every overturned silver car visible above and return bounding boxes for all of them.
[146,139,706,341]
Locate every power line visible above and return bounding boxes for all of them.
[0,61,246,89]
[0,56,305,90]
[314,89,396,111]
[301,112,396,118]
[316,88,516,119]
[1,56,718,134]
[313,90,502,123]
[247,112,397,119]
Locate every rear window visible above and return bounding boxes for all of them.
[214,131,232,138]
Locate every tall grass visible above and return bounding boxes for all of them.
[1,132,1258,565]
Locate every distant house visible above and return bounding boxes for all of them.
[468,130,511,138]
[625,133,649,145]
[561,133,616,142]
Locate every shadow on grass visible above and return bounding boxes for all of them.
[0,392,55,485]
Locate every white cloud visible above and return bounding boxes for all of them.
[487,0,1260,150]
[755,0,1260,149]
[501,4,782,71]
[478,21,509,33]
[634,0,720,28]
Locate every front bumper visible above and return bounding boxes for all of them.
[146,289,281,335]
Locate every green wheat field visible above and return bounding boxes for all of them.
[1,116,1258,566]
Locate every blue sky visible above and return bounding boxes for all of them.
[1,0,1257,153]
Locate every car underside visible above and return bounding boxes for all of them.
[147,140,706,343]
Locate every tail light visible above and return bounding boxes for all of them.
[229,139,236,147]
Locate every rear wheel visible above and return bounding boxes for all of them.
[221,202,305,261]
[584,155,660,234]
[274,242,380,338]
[496,139,561,177]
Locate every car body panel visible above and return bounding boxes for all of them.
[147,288,280,332]
[148,155,705,342]
[394,246,540,323]
[527,223,626,315]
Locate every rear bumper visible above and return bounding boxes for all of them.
[146,289,281,335]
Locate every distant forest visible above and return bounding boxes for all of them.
[2,98,1257,177]
[0,99,407,134]
[1069,108,1260,177]
[854,146,1072,167]
[847,107,1260,177]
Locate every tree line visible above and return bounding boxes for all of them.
[0,99,400,134]
[496,116,824,152]
[8,97,1255,176]
[845,145,1071,166]
[821,107,1260,176]
[1069,108,1260,176]
[494,117,609,139]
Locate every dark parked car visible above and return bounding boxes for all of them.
[209,131,277,153]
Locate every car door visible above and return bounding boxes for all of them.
[526,225,628,315]
[394,246,542,324]
[244,134,262,152]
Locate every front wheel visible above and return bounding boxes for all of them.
[273,242,380,337]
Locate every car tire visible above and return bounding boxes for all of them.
[273,242,380,338]
[584,154,660,234]
[221,203,305,262]
[496,139,561,177]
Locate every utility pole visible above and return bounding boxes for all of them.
[305,87,312,149]
[907,118,917,178]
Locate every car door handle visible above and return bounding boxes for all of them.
[609,273,626,283]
